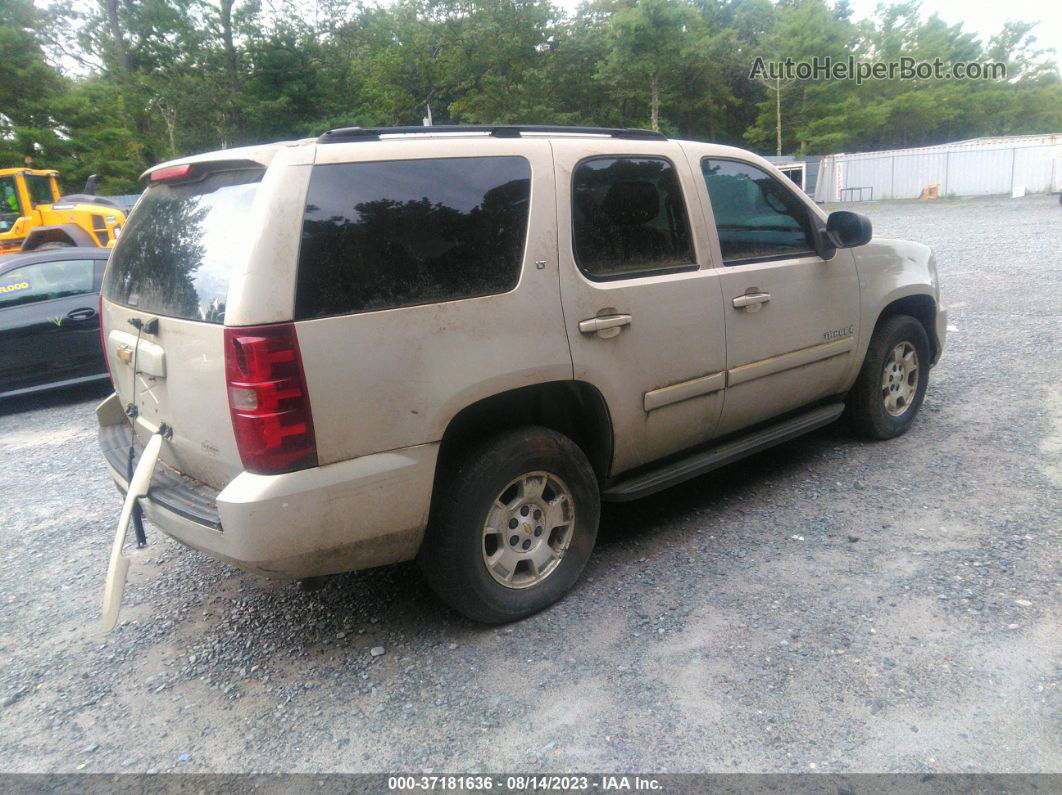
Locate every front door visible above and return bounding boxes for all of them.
[0,257,104,394]
[553,139,727,476]
[691,153,860,436]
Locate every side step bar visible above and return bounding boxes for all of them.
[601,402,845,502]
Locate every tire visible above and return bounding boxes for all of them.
[847,314,931,439]
[33,241,74,251]
[418,426,600,624]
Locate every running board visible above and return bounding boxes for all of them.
[601,402,845,502]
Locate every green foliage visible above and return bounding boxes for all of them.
[0,0,67,168]
[2,0,1058,193]
[741,0,1062,154]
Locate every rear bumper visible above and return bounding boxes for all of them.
[96,393,438,578]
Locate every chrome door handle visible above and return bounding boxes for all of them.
[578,314,632,335]
[732,292,771,308]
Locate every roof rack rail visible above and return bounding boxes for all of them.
[317,125,667,144]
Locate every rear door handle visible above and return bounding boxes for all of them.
[66,307,98,321]
[579,314,632,336]
[732,292,771,308]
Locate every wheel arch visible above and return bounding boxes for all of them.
[21,224,95,251]
[874,292,939,362]
[434,381,614,486]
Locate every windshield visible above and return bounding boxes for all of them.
[0,177,22,232]
[104,168,264,323]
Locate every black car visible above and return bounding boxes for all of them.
[0,247,111,398]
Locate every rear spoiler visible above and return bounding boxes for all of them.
[142,159,264,185]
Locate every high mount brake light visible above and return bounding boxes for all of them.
[224,323,317,475]
[149,164,192,182]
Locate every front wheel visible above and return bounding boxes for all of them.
[418,426,600,624]
[847,314,931,439]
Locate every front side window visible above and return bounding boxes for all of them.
[296,156,531,318]
[0,259,95,309]
[572,157,694,279]
[105,168,264,323]
[0,177,22,232]
[701,158,815,264]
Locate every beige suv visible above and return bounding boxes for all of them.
[97,125,946,623]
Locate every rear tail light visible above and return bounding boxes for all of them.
[224,323,317,475]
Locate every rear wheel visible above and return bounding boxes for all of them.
[847,314,931,439]
[32,240,74,251]
[418,426,599,624]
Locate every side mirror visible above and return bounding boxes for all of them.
[826,210,872,249]
[83,174,99,196]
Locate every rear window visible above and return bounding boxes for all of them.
[104,169,264,323]
[295,156,531,319]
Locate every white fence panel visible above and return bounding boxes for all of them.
[1012,144,1062,194]
[891,152,948,199]
[946,148,1012,196]
[814,135,1062,202]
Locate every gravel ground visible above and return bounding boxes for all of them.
[0,194,1059,774]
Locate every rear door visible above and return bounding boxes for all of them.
[689,151,860,436]
[553,139,727,475]
[101,159,295,489]
[0,257,103,393]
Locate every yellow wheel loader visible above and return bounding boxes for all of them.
[0,168,127,256]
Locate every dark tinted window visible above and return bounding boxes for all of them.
[104,169,263,323]
[572,157,693,279]
[25,175,55,207]
[296,157,531,318]
[0,259,96,308]
[701,159,814,264]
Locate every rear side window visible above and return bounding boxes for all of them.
[104,169,264,323]
[572,156,694,279]
[0,259,96,308]
[296,156,531,318]
[701,158,814,264]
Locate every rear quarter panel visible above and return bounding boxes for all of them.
[294,138,572,465]
[225,145,314,326]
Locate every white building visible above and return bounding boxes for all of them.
[813,134,1062,202]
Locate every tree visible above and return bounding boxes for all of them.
[0,0,68,168]
[743,0,859,155]
[2,0,1059,187]
[598,0,702,131]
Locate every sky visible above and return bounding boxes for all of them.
[36,0,1062,76]
[845,0,1062,54]
[549,0,1062,55]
